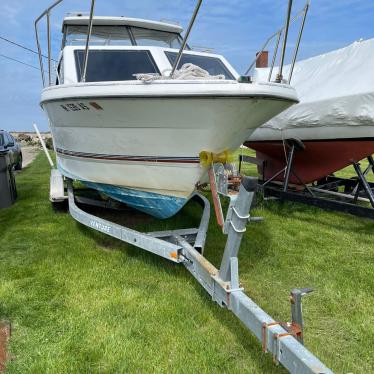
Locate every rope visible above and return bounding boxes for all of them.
[134,63,225,83]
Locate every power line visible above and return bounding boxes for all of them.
[0,35,41,57]
[0,35,57,62]
[0,53,41,71]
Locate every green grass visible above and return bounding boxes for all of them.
[1,153,374,373]
[336,158,374,182]
[234,147,258,177]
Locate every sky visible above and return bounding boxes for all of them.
[0,0,373,131]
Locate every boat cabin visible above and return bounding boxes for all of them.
[57,15,238,84]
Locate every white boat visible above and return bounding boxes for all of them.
[36,6,299,218]
[246,39,374,184]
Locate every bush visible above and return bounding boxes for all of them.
[45,137,54,150]
[17,133,32,142]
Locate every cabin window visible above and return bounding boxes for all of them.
[165,52,235,80]
[74,50,160,82]
[130,27,182,48]
[0,134,4,146]
[66,26,133,46]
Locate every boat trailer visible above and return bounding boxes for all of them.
[48,163,333,374]
[240,140,374,219]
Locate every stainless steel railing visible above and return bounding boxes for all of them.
[170,0,203,78]
[35,0,64,87]
[277,0,294,83]
[35,0,204,84]
[245,0,310,84]
[288,0,310,82]
[81,0,96,82]
[35,0,96,86]
[35,0,308,86]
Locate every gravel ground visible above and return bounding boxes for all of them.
[21,146,39,168]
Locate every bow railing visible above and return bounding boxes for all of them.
[245,0,310,84]
[35,0,97,87]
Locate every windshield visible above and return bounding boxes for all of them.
[74,49,160,82]
[66,26,132,46]
[0,134,4,146]
[131,27,182,48]
[165,52,235,80]
[65,25,182,48]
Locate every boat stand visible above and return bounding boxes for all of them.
[48,164,332,374]
[240,142,374,219]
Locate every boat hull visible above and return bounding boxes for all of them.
[245,138,374,184]
[83,180,187,219]
[248,39,374,186]
[42,83,297,218]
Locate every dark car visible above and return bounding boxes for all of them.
[0,130,22,170]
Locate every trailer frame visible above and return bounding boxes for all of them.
[47,163,333,374]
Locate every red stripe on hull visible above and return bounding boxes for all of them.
[245,140,374,184]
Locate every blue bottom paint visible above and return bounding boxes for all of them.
[83,181,188,219]
[58,164,188,219]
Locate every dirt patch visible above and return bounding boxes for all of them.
[0,321,11,372]
[21,146,39,168]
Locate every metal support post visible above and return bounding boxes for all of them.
[276,0,293,83]
[191,193,210,253]
[288,1,310,83]
[47,11,52,85]
[353,155,374,198]
[268,30,282,82]
[218,177,257,282]
[34,23,45,86]
[82,0,96,82]
[230,290,331,373]
[283,145,295,192]
[290,288,314,344]
[353,162,374,207]
[367,155,374,173]
[34,0,64,87]
[262,168,287,187]
[170,0,203,77]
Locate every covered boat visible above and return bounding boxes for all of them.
[37,7,299,218]
[245,38,374,185]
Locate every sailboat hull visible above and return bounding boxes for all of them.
[246,138,374,185]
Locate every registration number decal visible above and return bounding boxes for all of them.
[60,102,103,112]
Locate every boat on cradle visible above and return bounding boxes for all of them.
[37,5,299,219]
[245,38,374,185]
